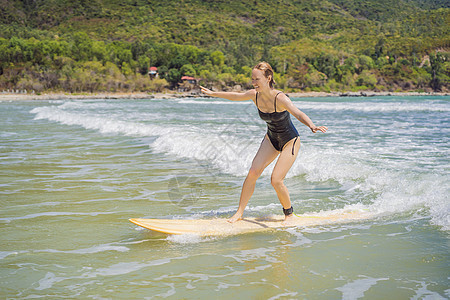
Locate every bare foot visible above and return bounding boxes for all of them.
[281,214,297,226]
[227,213,243,223]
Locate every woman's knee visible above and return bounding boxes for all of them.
[247,168,262,181]
[271,175,284,189]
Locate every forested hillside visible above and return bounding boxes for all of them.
[0,0,449,93]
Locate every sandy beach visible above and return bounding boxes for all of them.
[0,90,448,101]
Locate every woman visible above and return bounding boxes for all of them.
[200,62,327,224]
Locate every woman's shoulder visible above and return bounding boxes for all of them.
[273,89,289,99]
[244,89,257,99]
[273,90,293,106]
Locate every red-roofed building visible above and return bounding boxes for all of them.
[178,76,200,92]
[148,67,158,79]
[181,76,198,84]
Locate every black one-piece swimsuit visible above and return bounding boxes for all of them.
[256,92,299,155]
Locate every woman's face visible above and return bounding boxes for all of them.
[251,69,270,91]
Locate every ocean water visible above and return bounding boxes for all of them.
[1,96,449,299]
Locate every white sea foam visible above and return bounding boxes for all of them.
[288,142,449,230]
[294,101,450,113]
[29,257,186,291]
[88,257,186,277]
[336,276,389,299]
[57,100,115,109]
[411,281,449,300]
[215,282,242,291]
[268,292,299,300]
[150,124,259,177]
[94,261,159,276]
[166,234,216,244]
[31,106,167,137]
[0,251,25,259]
[35,272,61,290]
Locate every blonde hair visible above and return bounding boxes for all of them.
[254,62,276,88]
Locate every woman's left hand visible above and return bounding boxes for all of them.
[199,86,214,96]
[311,126,328,133]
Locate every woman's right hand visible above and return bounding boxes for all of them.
[311,125,328,133]
[200,86,214,96]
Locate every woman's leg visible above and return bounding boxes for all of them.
[271,137,301,222]
[228,135,279,223]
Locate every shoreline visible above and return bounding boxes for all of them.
[0,90,448,101]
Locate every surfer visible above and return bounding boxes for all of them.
[200,62,327,224]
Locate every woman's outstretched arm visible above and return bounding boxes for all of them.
[200,86,255,101]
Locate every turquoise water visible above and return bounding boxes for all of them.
[1,96,449,299]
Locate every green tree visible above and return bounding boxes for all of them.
[180,64,196,77]
[169,54,188,69]
[210,50,225,66]
[376,56,389,68]
[137,55,150,75]
[166,68,181,86]
[71,32,93,61]
[182,45,201,64]
[121,62,133,77]
[358,55,375,72]
[356,70,377,88]
[429,52,445,91]
[313,52,339,80]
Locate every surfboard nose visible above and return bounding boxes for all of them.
[129,218,141,225]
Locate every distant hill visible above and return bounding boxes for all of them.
[1,0,448,46]
[0,0,448,93]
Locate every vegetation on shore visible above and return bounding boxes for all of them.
[0,0,449,94]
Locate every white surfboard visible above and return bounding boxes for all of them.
[130,210,371,236]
